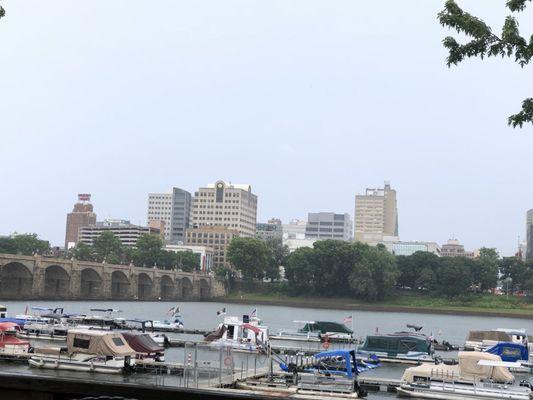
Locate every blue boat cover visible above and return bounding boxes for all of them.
[485,342,528,362]
[0,318,26,326]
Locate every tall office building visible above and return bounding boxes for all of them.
[190,180,258,237]
[354,182,398,244]
[65,194,97,250]
[147,187,191,244]
[527,209,533,261]
[305,212,353,241]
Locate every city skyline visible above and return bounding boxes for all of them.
[1,1,532,256]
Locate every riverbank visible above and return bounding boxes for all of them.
[218,291,533,319]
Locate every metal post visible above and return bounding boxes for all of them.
[193,342,198,388]
[219,346,223,387]
[183,343,188,388]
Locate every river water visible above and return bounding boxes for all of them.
[2,300,533,399]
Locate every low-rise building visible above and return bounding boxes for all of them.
[256,218,282,241]
[78,219,160,247]
[165,244,214,272]
[284,238,316,253]
[185,226,238,269]
[440,239,475,258]
[390,241,441,257]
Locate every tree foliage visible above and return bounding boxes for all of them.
[0,234,50,256]
[227,237,273,281]
[284,240,398,301]
[438,0,533,127]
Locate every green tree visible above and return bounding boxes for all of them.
[10,233,50,256]
[227,237,272,281]
[174,251,199,272]
[284,247,316,294]
[473,247,499,291]
[0,237,18,254]
[70,242,95,261]
[132,234,164,267]
[438,0,533,127]
[0,6,5,19]
[92,231,123,263]
[499,256,526,293]
[435,257,473,297]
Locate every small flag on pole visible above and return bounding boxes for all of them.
[249,308,257,318]
[343,315,353,325]
[167,306,176,315]
[217,307,226,316]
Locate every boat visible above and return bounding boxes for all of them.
[465,329,528,351]
[0,322,30,359]
[397,351,532,399]
[272,320,354,343]
[239,350,368,397]
[151,316,184,332]
[67,309,127,330]
[484,342,533,372]
[358,331,434,363]
[120,331,165,362]
[17,309,70,341]
[204,315,269,353]
[279,349,379,375]
[29,329,136,374]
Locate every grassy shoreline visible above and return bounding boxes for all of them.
[215,292,533,319]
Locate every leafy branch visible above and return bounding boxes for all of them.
[438,0,533,127]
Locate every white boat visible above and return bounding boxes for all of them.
[29,329,136,374]
[397,351,532,400]
[205,315,269,353]
[358,332,434,364]
[67,308,127,330]
[151,316,184,332]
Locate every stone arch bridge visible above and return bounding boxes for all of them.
[0,254,226,301]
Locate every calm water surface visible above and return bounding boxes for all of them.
[2,300,532,399]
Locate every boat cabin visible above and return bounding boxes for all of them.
[0,322,29,355]
[298,321,353,339]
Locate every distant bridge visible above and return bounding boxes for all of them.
[0,254,226,300]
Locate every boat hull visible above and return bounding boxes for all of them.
[29,356,126,374]
[398,383,531,400]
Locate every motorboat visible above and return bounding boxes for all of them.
[358,331,434,363]
[204,315,269,353]
[29,329,135,374]
[17,309,70,341]
[120,331,165,362]
[279,349,379,375]
[0,322,30,358]
[151,316,184,332]
[465,329,529,351]
[484,342,533,372]
[239,350,368,397]
[272,320,354,343]
[397,351,532,399]
[67,309,127,330]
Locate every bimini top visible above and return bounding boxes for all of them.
[402,352,514,384]
[485,342,528,362]
[0,322,20,333]
[121,332,164,354]
[66,329,135,357]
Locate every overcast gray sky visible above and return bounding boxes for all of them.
[1,1,532,255]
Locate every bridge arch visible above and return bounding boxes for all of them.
[160,275,175,300]
[80,268,103,299]
[44,265,70,298]
[181,276,193,300]
[0,262,33,298]
[111,271,130,299]
[199,278,210,299]
[137,273,153,300]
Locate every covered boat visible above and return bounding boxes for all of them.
[397,352,530,400]
[358,332,433,363]
[121,331,164,361]
[465,329,528,351]
[273,320,353,343]
[30,329,135,374]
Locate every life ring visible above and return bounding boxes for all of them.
[322,341,330,350]
[224,356,232,367]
